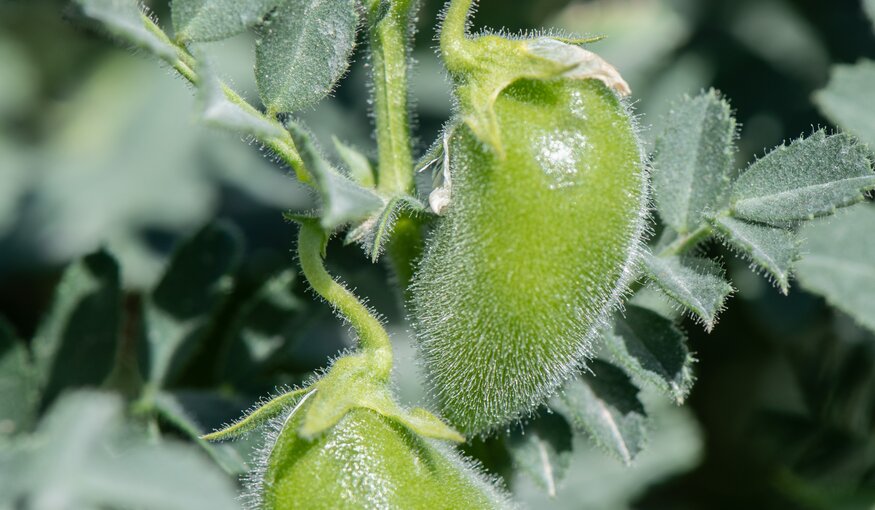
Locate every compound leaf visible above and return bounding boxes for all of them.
[730,131,875,226]
[346,195,425,262]
[552,361,647,465]
[796,204,875,334]
[710,215,800,293]
[814,61,875,149]
[172,0,280,43]
[74,0,176,59]
[652,90,736,234]
[642,254,734,330]
[286,122,382,230]
[605,306,694,404]
[256,0,359,113]
[31,251,121,408]
[144,222,242,386]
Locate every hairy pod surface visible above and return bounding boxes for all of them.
[411,77,647,435]
[253,402,513,510]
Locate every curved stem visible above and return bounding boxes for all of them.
[369,0,415,195]
[297,222,393,377]
[440,0,476,72]
[657,224,714,257]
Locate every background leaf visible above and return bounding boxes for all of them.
[172,0,280,43]
[553,361,648,465]
[74,0,175,59]
[256,0,359,113]
[0,391,240,510]
[814,61,875,149]
[144,222,242,386]
[730,131,875,225]
[31,251,121,408]
[605,306,694,404]
[508,412,573,497]
[652,89,736,234]
[642,254,733,330]
[0,319,37,434]
[796,204,875,334]
[710,215,800,293]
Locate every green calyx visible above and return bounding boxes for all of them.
[439,0,630,154]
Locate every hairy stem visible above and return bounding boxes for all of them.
[297,222,393,377]
[140,15,311,184]
[657,224,713,257]
[368,0,416,195]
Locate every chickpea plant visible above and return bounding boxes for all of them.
[2,0,874,508]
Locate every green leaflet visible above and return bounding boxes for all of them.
[730,131,875,226]
[31,251,121,408]
[710,215,800,294]
[172,0,280,43]
[144,222,243,386]
[197,57,286,140]
[552,361,647,465]
[642,253,734,330]
[796,204,875,334]
[605,306,694,404]
[0,319,37,434]
[332,137,376,189]
[652,89,736,234]
[0,391,240,510]
[507,413,573,498]
[814,61,875,149]
[286,122,383,230]
[74,0,176,59]
[256,0,359,113]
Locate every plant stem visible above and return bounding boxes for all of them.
[297,222,393,377]
[657,224,713,257]
[140,14,311,184]
[368,0,415,195]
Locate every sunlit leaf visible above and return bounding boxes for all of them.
[642,253,733,330]
[710,215,800,293]
[652,90,736,233]
[172,0,280,43]
[730,131,875,226]
[256,0,359,113]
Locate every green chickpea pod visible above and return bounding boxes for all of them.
[410,0,649,435]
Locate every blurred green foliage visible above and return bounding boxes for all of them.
[1,0,875,508]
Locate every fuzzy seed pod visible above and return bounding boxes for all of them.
[411,76,647,435]
[250,399,514,510]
